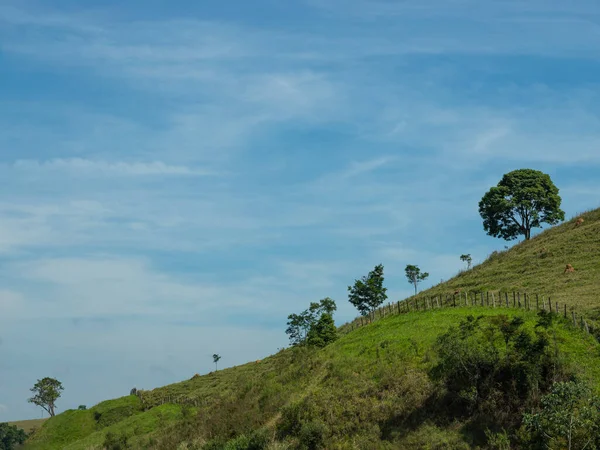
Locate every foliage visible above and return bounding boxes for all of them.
[298,421,327,450]
[306,313,337,348]
[77,405,87,411]
[460,254,472,269]
[0,423,27,450]
[478,168,565,241]
[104,431,129,450]
[28,377,64,417]
[286,298,338,346]
[213,354,222,371]
[523,381,600,450]
[432,313,569,437]
[405,265,429,295]
[347,264,388,316]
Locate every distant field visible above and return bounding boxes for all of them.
[7,418,48,434]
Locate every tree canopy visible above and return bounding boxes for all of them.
[0,423,27,450]
[286,298,338,347]
[347,264,387,316]
[28,377,63,417]
[405,265,429,295]
[479,169,565,241]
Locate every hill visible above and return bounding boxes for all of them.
[22,208,600,449]
[416,209,600,313]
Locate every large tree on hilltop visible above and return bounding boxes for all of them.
[28,377,63,417]
[479,169,565,241]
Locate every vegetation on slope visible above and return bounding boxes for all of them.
[415,209,600,312]
[24,307,600,449]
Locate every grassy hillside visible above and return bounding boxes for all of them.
[22,208,600,449]
[23,308,600,449]
[416,209,600,312]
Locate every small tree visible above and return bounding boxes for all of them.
[286,310,313,346]
[28,377,63,417]
[213,354,221,371]
[479,169,565,241]
[348,264,388,316]
[460,254,472,269]
[78,405,87,411]
[523,381,600,449]
[405,265,429,295]
[286,298,338,346]
[307,313,337,348]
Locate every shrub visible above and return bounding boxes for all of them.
[523,381,600,449]
[78,405,87,410]
[103,431,129,450]
[298,421,327,450]
[432,314,570,436]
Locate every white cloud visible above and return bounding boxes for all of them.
[11,159,216,176]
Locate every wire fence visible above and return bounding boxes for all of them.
[344,290,594,335]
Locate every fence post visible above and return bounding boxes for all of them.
[436,297,440,308]
[564,303,567,318]
[555,302,558,316]
[453,295,456,307]
[518,292,521,308]
[572,311,576,326]
[505,292,509,308]
[524,293,528,310]
[513,292,516,307]
[536,294,539,310]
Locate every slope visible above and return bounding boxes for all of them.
[23,208,600,449]
[24,308,600,449]
[415,208,600,312]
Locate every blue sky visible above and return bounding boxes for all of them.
[1,0,600,421]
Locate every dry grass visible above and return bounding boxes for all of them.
[7,418,48,434]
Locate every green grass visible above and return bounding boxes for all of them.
[22,208,600,449]
[25,308,600,449]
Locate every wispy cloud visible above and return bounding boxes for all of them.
[11,159,217,176]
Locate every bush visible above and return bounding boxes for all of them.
[0,423,27,450]
[78,405,87,410]
[103,431,129,450]
[432,314,570,438]
[298,421,327,450]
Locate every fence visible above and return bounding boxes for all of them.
[344,290,594,335]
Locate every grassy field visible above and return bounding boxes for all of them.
[21,208,600,449]
[7,418,47,434]
[409,208,600,312]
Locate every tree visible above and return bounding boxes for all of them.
[460,254,472,270]
[479,169,565,241]
[78,405,87,411]
[0,423,27,450]
[405,265,429,295]
[348,264,388,316]
[286,298,338,346]
[523,381,600,450]
[286,310,313,346]
[28,377,63,417]
[306,313,337,348]
[213,354,221,371]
